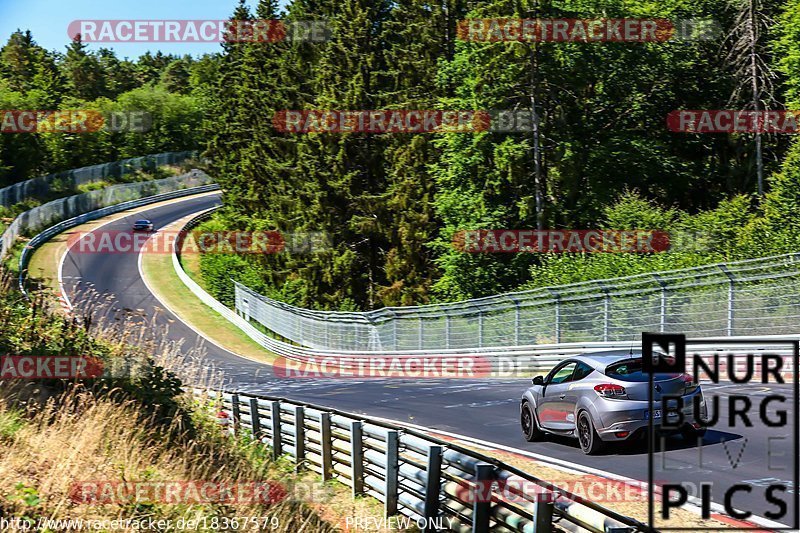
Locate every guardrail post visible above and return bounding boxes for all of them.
[231,394,241,435]
[294,406,305,470]
[320,412,333,481]
[445,315,451,349]
[423,446,442,533]
[350,421,364,496]
[473,463,493,532]
[270,401,282,458]
[514,304,521,346]
[531,496,554,532]
[249,398,262,440]
[385,430,400,517]
[418,317,424,350]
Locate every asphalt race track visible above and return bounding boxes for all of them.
[61,193,798,527]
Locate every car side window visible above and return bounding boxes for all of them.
[572,362,594,381]
[548,363,576,385]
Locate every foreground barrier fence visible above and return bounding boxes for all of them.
[197,388,649,533]
[233,254,800,352]
[0,151,196,208]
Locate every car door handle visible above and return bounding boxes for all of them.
[559,394,566,399]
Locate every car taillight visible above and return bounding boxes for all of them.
[594,384,626,397]
[683,373,698,393]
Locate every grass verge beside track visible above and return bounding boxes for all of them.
[139,212,278,365]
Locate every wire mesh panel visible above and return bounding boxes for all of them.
[235,253,800,352]
[0,151,196,208]
[1,168,213,260]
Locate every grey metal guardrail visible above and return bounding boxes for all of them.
[232,253,800,352]
[15,174,219,296]
[196,387,651,533]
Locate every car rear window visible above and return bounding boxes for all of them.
[135,220,150,224]
[605,359,680,382]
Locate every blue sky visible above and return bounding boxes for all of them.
[0,0,284,59]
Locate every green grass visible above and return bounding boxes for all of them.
[142,248,278,364]
[0,410,24,440]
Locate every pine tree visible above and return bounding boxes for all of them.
[62,35,106,100]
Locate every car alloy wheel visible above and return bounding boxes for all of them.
[577,411,603,455]
[521,402,542,442]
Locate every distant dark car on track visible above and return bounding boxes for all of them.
[132,219,154,232]
[520,350,707,454]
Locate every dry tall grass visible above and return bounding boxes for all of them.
[0,387,338,532]
[1,269,417,532]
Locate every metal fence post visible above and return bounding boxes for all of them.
[389,310,398,350]
[478,312,484,348]
[320,412,333,481]
[418,317,424,350]
[294,406,305,470]
[270,401,282,458]
[547,289,561,343]
[249,398,262,440]
[423,446,443,533]
[653,274,667,332]
[719,265,735,336]
[241,299,250,322]
[445,315,451,349]
[385,430,399,517]
[231,394,241,435]
[350,421,364,497]
[473,463,494,532]
[598,282,610,341]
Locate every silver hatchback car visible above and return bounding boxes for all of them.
[520,350,707,454]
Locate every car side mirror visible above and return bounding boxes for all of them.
[532,376,544,386]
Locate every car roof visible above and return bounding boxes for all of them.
[134,219,151,223]
[567,350,643,371]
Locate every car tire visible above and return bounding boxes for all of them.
[521,402,543,442]
[577,411,604,455]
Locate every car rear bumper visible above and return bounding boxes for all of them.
[594,391,706,441]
